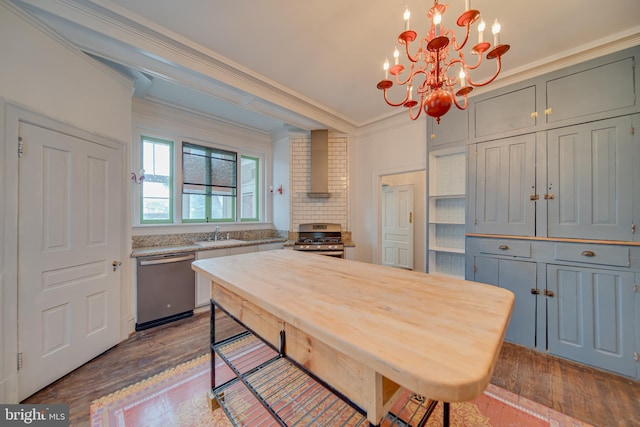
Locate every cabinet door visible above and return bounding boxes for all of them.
[474,85,537,138]
[472,134,536,236]
[546,265,635,377]
[547,116,633,241]
[473,256,537,348]
[546,55,636,126]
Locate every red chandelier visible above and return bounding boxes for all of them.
[377,0,510,123]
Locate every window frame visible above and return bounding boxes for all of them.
[240,154,260,222]
[181,142,238,223]
[140,136,174,225]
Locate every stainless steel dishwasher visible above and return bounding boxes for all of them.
[136,252,196,330]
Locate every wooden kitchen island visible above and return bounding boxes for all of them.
[192,250,514,426]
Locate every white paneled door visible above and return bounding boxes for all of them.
[17,122,122,400]
[381,185,414,270]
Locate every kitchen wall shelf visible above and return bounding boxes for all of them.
[211,302,451,426]
[427,149,466,278]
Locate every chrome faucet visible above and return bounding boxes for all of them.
[213,225,220,241]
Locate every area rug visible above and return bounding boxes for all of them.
[90,353,593,427]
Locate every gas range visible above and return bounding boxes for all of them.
[293,223,344,257]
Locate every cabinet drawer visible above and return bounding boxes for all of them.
[554,243,630,267]
[479,239,531,257]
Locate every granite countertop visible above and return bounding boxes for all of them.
[131,237,290,258]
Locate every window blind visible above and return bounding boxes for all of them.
[182,143,237,196]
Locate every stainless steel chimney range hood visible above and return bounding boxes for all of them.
[307,129,331,198]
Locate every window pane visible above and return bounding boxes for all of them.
[141,137,173,223]
[182,193,206,220]
[241,155,259,221]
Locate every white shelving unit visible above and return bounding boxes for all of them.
[428,149,466,278]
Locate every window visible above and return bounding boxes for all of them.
[240,155,259,222]
[141,137,173,223]
[182,143,237,222]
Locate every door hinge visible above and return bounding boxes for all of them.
[634,284,638,293]
[474,218,478,226]
[544,289,555,297]
[631,126,635,136]
[635,352,640,362]
[18,137,23,158]
[17,352,23,370]
[632,223,636,234]
[531,288,541,295]
[473,265,477,273]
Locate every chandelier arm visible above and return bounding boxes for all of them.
[460,51,484,71]
[450,24,471,52]
[452,88,469,110]
[403,41,422,64]
[466,56,503,87]
[383,88,410,107]
[408,99,424,120]
[395,62,418,86]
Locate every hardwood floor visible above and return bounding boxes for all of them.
[24,310,639,427]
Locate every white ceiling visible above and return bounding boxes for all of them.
[13,0,640,134]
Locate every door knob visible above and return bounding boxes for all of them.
[112,261,122,272]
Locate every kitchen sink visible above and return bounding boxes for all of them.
[193,239,245,248]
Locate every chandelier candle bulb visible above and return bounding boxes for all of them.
[465,0,470,12]
[492,19,501,46]
[404,7,411,31]
[478,18,485,43]
[434,11,442,37]
[384,59,389,79]
[459,69,466,88]
[394,47,400,65]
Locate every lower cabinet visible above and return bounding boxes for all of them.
[467,236,639,379]
[472,256,537,348]
[546,265,636,377]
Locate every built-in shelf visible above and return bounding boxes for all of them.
[428,149,466,278]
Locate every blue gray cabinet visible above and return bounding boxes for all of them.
[547,116,634,241]
[467,237,639,379]
[546,264,636,377]
[471,255,537,348]
[468,134,536,236]
[449,47,640,379]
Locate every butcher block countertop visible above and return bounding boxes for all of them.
[193,249,514,423]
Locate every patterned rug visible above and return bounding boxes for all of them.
[90,353,593,427]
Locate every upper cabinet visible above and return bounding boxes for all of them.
[547,116,634,241]
[474,85,537,138]
[544,56,636,127]
[463,46,640,242]
[468,134,536,236]
[467,47,640,142]
[427,106,470,149]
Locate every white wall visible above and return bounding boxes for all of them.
[272,133,291,232]
[351,113,427,264]
[0,4,132,403]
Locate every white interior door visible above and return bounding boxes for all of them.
[18,122,122,400]
[381,185,414,269]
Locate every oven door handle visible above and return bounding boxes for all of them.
[305,251,344,256]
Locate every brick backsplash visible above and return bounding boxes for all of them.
[290,136,350,232]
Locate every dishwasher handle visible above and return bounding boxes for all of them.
[138,253,195,266]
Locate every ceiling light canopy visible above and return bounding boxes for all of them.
[377,0,510,123]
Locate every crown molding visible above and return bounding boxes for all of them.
[12,0,357,133]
